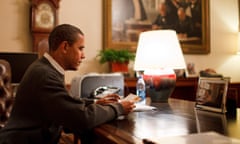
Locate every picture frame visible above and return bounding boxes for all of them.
[195,77,230,113]
[185,62,198,77]
[103,0,210,54]
[239,0,240,30]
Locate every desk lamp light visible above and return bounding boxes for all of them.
[134,30,186,102]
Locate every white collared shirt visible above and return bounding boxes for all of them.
[43,53,65,75]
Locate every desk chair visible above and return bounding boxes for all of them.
[70,73,124,99]
[0,59,14,129]
[66,73,124,144]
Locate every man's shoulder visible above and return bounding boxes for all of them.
[27,58,58,77]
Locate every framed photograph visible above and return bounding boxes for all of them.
[103,0,210,54]
[195,77,230,113]
[185,62,198,77]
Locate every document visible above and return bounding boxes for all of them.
[133,104,157,112]
[121,93,157,112]
[122,93,141,103]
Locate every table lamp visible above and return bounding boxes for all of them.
[134,30,186,102]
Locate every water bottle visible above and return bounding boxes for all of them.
[136,75,146,105]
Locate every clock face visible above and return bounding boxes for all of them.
[35,3,54,29]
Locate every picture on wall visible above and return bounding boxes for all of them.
[103,0,210,54]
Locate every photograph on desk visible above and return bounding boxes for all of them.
[195,77,230,113]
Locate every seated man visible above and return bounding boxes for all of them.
[0,24,135,144]
[152,2,175,30]
[174,7,194,38]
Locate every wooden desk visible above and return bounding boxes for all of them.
[124,77,240,107]
[94,98,240,143]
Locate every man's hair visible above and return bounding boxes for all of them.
[48,24,84,51]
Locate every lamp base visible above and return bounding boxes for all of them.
[143,72,176,103]
[148,85,175,102]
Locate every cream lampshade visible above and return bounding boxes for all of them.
[134,30,186,102]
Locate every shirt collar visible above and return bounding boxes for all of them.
[43,53,65,75]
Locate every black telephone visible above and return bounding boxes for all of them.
[90,86,120,99]
[199,70,223,77]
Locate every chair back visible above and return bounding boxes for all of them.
[70,73,124,99]
[0,59,13,128]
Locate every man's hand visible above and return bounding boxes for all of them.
[119,100,136,115]
[96,94,136,115]
[96,94,120,105]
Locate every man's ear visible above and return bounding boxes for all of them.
[59,41,68,53]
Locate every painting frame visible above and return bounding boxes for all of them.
[239,0,240,30]
[103,0,210,54]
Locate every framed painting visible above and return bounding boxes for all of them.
[103,0,210,54]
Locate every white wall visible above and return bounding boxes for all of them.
[184,0,240,82]
[59,0,107,83]
[0,0,32,52]
[0,0,240,83]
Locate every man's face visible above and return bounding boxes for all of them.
[178,8,186,21]
[65,34,85,70]
[158,4,167,16]
[191,0,197,4]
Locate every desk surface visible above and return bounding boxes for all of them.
[94,98,240,143]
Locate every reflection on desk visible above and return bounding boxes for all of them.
[94,98,240,143]
[150,131,240,144]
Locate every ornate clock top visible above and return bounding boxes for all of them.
[30,0,60,32]
[35,2,54,29]
[30,0,60,56]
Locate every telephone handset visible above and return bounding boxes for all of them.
[199,69,223,77]
[90,86,120,99]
